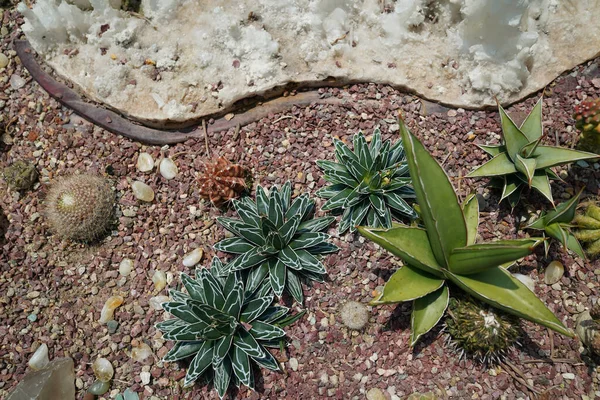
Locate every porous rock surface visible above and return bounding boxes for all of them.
[18,0,600,127]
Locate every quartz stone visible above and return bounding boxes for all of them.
[6,358,75,400]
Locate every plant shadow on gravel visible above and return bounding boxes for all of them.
[0,209,8,245]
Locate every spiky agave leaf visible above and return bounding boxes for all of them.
[467,97,598,207]
[524,189,586,258]
[358,117,572,348]
[316,129,418,234]
[158,257,291,399]
[214,181,338,303]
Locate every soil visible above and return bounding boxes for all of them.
[1,4,600,400]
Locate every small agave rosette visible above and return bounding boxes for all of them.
[157,258,292,398]
[214,181,339,303]
[316,129,418,233]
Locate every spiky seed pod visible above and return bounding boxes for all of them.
[45,174,115,242]
[158,257,292,399]
[445,297,522,364]
[573,203,600,258]
[197,157,250,207]
[574,98,600,154]
[3,160,39,191]
[214,181,338,303]
[316,129,418,234]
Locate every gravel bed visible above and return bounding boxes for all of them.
[1,5,600,400]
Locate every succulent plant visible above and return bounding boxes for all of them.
[45,174,115,242]
[572,201,600,258]
[3,160,38,191]
[445,297,521,364]
[158,257,297,398]
[467,97,598,207]
[197,156,250,207]
[214,181,338,303]
[316,129,418,233]
[358,118,573,346]
[524,189,585,258]
[574,98,600,154]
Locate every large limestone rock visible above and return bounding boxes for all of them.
[6,358,75,400]
[18,0,600,128]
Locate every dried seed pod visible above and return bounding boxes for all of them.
[197,156,250,207]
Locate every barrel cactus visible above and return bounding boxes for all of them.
[45,174,115,242]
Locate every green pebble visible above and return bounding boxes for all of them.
[88,379,110,395]
[107,320,119,334]
[27,314,37,322]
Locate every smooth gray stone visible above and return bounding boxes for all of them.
[6,358,75,400]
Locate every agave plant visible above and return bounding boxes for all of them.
[316,129,418,234]
[358,118,573,346]
[214,181,338,303]
[467,97,598,207]
[158,257,297,398]
[524,189,585,258]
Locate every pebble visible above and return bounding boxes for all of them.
[119,258,134,276]
[152,270,167,292]
[27,291,41,299]
[182,247,203,267]
[0,53,8,69]
[28,343,49,371]
[107,320,119,334]
[131,181,155,202]
[140,371,151,385]
[92,358,114,382]
[149,295,171,311]
[366,388,387,400]
[99,295,124,323]
[544,261,564,285]
[289,357,299,371]
[9,74,26,90]
[131,342,154,363]
[88,380,110,395]
[159,158,178,179]
[562,373,575,380]
[136,153,154,172]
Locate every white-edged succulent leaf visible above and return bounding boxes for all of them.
[158,261,297,398]
[317,129,418,234]
[216,182,336,303]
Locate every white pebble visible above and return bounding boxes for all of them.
[159,158,178,179]
[289,357,299,371]
[136,153,154,172]
[182,248,203,267]
[149,295,171,310]
[28,343,49,371]
[140,371,151,385]
[9,74,26,90]
[562,372,575,380]
[152,270,167,292]
[119,258,134,277]
[131,181,154,202]
[544,261,564,285]
[131,342,154,363]
[513,273,535,292]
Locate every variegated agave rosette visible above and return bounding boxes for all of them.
[467,97,598,208]
[316,129,418,234]
[157,257,302,398]
[214,181,339,303]
[358,117,573,346]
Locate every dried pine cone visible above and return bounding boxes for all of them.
[197,157,250,207]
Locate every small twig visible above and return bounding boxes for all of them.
[203,119,210,157]
[441,153,452,166]
[522,358,583,365]
[501,360,541,395]
[549,329,555,359]
[272,115,298,124]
